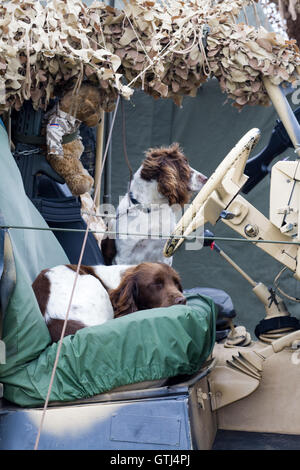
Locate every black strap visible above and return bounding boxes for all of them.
[14,130,79,146]
[255,316,300,339]
[129,192,151,213]
[129,191,140,206]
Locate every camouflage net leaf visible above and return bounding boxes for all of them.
[0,0,300,114]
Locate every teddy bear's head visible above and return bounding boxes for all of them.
[59,83,103,127]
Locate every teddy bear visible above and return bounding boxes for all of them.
[45,83,103,196]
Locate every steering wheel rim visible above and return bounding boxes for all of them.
[163,128,261,257]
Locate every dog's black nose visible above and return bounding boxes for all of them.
[175,296,187,305]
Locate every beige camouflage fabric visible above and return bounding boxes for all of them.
[45,103,81,156]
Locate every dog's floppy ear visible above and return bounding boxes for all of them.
[109,269,138,318]
[140,148,161,181]
[157,159,181,205]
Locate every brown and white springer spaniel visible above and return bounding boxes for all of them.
[32,262,186,343]
[103,143,207,266]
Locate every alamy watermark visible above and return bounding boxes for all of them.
[102,198,205,251]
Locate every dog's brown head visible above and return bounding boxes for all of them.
[140,143,206,206]
[110,262,186,318]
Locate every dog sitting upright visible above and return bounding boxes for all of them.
[103,143,207,266]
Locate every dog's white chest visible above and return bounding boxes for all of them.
[45,266,113,326]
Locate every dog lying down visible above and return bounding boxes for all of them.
[32,262,187,343]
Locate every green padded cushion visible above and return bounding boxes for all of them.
[3,293,216,407]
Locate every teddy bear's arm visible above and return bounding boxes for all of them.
[46,122,68,156]
[46,110,80,156]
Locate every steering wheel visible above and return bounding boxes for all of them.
[163,128,261,257]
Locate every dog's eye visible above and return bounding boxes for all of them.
[173,278,182,291]
[150,282,163,289]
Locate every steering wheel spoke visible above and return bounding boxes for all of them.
[163,128,261,257]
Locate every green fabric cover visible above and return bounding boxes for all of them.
[2,294,216,407]
[0,126,69,284]
[0,125,69,376]
[0,124,216,407]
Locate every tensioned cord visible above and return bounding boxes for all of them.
[3,223,300,246]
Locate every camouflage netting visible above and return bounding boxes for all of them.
[0,0,133,113]
[206,21,300,108]
[88,0,300,108]
[0,0,300,114]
